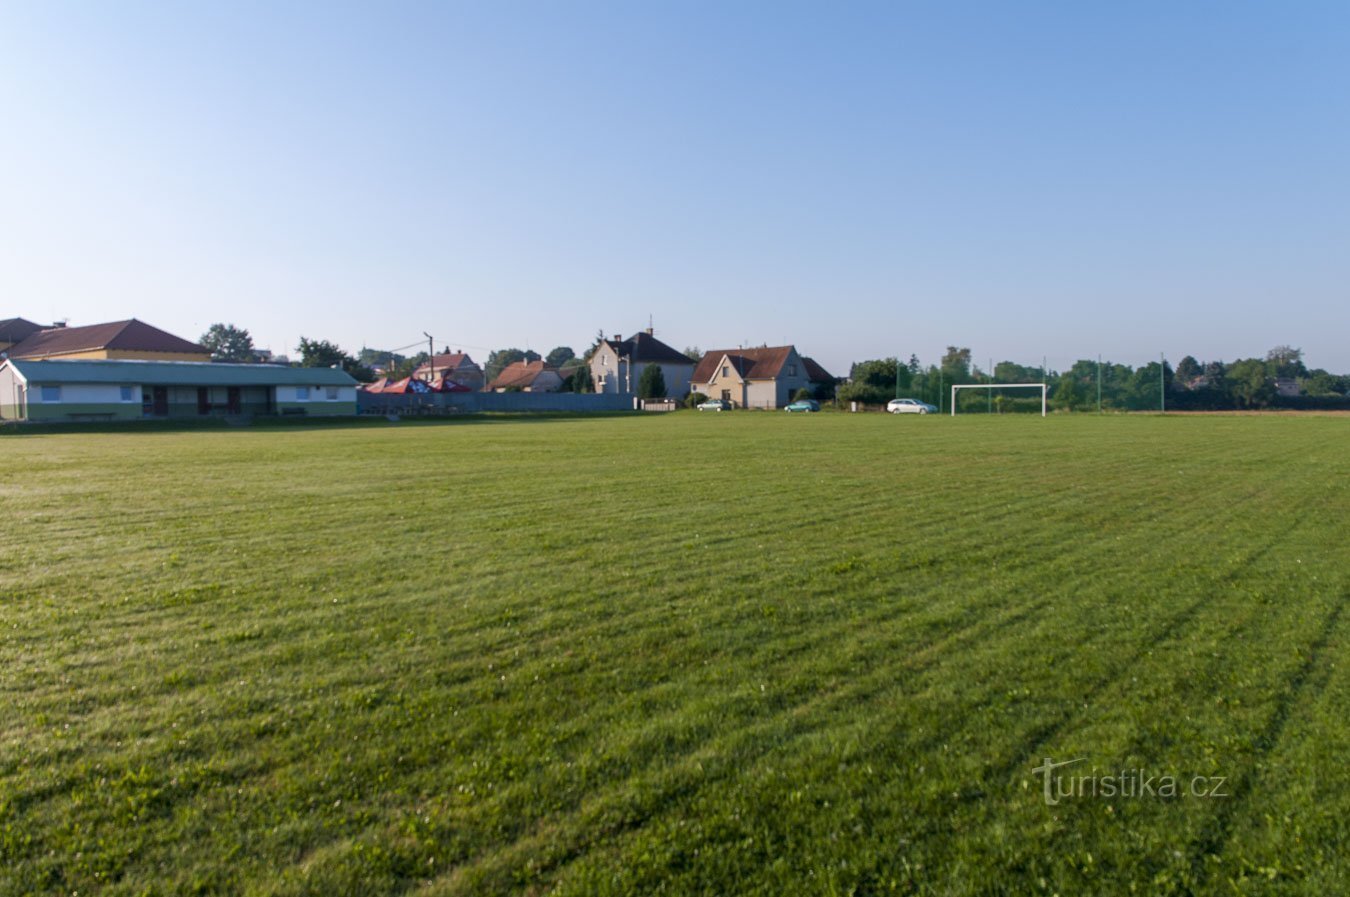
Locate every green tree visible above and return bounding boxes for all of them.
[1174,355,1202,388]
[200,323,255,362]
[940,347,972,384]
[568,364,595,394]
[1126,361,1172,411]
[1265,345,1306,379]
[1227,358,1275,408]
[1302,369,1346,397]
[993,361,1040,383]
[637,364,667,399]
[1054,373,1081,411]
[840,358,907,404]
[683,346,703,362]
[545,346,576,368]
[296,337,374,382]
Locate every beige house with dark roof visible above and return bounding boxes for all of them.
[3,319,209,362]
[690,346,833,409]
[590,329,695,398]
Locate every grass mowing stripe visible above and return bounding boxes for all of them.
[2,414,1347,895]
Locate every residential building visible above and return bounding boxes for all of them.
[0,359,357,422]
[0,318,48,352]
[487,360,564,392]
[411,352,485,390]
[590,329,695,398]
[3,319,210,362]
[1275,378,1302,398]
[690,346,833,409]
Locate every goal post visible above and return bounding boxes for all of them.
[951,383,1047,417]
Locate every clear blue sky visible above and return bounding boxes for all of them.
[3,1,1348,375]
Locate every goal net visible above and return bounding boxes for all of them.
[950,383,1047,417]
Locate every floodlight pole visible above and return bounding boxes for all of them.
[1097,355,1102,414]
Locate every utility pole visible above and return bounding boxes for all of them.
[1097,355,1102,414]
[938,368,943,414]
[895,356,901,400]
[1160,352,1166,413]
[423,332,435,382]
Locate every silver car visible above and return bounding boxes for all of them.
[887,398,937,414]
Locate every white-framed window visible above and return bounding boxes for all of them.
[120,386,135,402]
[40,385,61,402]
[601,354,608,367]
[788,364,797,377]
[296,386,311,401]
[325,386,339,401]
[721,365,729,378]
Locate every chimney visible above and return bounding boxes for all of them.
[612,334,621,342]
[645,327,653,335]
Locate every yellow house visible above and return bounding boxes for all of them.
[3,319,210,362]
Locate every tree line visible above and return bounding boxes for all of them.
[840,345,1348,412]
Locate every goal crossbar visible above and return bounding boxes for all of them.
[951,383,1047,417]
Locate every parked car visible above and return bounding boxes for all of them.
[785,399,820,413]
[887,398,937,414]
[698,398,732,411]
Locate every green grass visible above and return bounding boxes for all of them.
[2,412,1347,895]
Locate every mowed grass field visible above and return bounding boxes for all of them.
[2,412,1348,896]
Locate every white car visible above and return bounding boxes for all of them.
[887,398,937,414]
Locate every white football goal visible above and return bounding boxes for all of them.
[951,383,1047,417]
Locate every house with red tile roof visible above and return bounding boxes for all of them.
[690,346,833,409]
[411,351,484,390]
[3,319,209,363]
[589,328,695,398]
[487,360,565,392]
